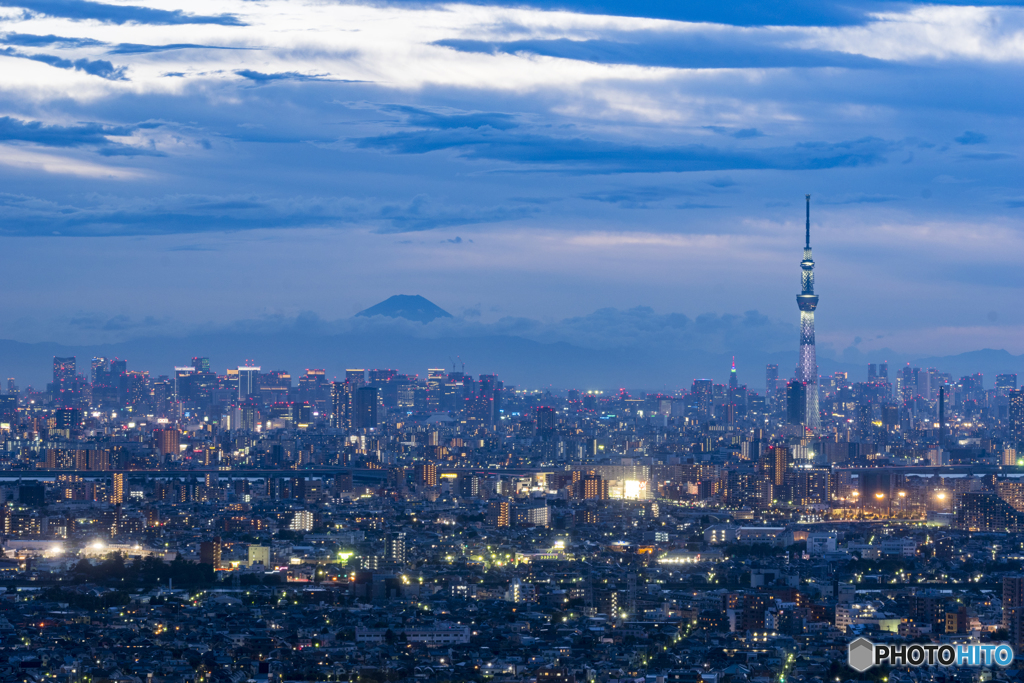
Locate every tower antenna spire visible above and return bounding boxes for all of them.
[805,194,811,249]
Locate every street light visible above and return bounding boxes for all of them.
[874,491,890,517]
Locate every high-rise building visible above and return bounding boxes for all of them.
[1011,390,1024,445]
[418,462,438,487]
[289,510,314,532]
[426,368,445,411]
[238,366,261,401]
[111,472,124,505]
[345,369,366,388]
[582,474,607,500]
[154,429,180,459]
[386,532,407,564]
[353,386,379,430]
[200,537,222,569]
[791,468,830,505]
[765,364,779,409]
[691,379,713,419]
[795,195,820,431]
[51,356,82,407]
[91,357,108,386]
[53,357,76,385]
[729,357,738,390]
[173,366,194,402]
[997,481,1024,511]
[958,492,1024,532]
[768,446,788,486]
[330,380,352,430]
[786,380,806,426]
[487,500,511,527]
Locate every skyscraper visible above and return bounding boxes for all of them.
[1010,389,1024,446]
[765,364,779,410]
[353,386,379,430]
[330,380,352,430]
[691,379,713,420]
[796,195,820,431]
[238,366,261,401]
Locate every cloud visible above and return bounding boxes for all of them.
[433,35,885,70]
[0,32,104,48]
[0,116,162,155]
[0,191,538,235]
[962,152,1013,161]
[707,176,736,188]
[819,193,900,204]
[354,127,894,174]
[416,0,873,28]
[955,130,988,145]
[705,126,765,139]
[377,195,535,232]
[675,201,725,209]
[578,186,684,207]
[0,147,143,178]
[383,105,519,131]
[0,48,126,79]
[235,70,360,84]
[3,0,244,26]
[109,43,243,55]
[68,313,163,331]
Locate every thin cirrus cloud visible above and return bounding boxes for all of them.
[0,0,1020,362]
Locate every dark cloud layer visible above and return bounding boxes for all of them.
[0,0,244,25]
[0,117,162,155]
[435,36,887,70]
[1,48,125,79]
[354,128,893,174]
[0,192,534,236]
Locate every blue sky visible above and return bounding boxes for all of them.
[1,0,1024,382]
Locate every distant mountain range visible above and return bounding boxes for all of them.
[2,296,1023,391]
[356,295,452,323]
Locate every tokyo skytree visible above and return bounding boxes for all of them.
[797,194,820,431]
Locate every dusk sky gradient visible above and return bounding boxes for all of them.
[2,0,1024,386]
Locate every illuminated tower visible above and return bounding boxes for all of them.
[797,195,820,431]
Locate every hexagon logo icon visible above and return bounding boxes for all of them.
[849,637,875,672]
